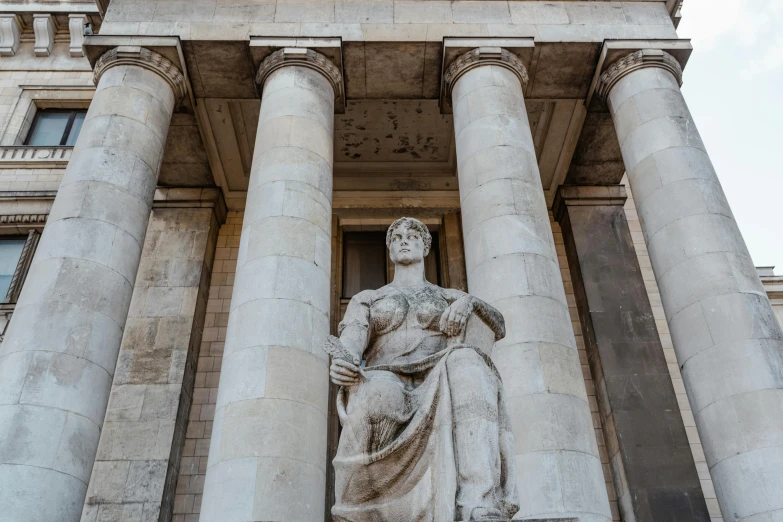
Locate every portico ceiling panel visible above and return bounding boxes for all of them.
[201,96,578,204]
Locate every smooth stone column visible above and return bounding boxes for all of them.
[598,49,783,521]
[446,47,612,522]
[0,46,185,522]
[554,185,710,521]
[200,48,340,522]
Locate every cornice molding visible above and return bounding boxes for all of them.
[596,49,683,102]
[552,185,628,223]
[93,45,187,103]
[0,214,47,225]
[256,47,343,104]
[444,47,529,104]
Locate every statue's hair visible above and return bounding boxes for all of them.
[386,217,432,256]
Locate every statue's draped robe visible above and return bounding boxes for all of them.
[332,283,519,522]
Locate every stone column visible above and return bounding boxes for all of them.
[200,48,340,522]
[81,189,224,522]
[598,49,783,521]
[554,185,710,521]
[0,46,185,522]
[446,47,612,522]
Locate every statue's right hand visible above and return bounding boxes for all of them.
[330,358,362,387]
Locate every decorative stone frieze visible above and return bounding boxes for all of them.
[256,47,343,104]
[32,14,57,57]
[93,45,188,103]
[0,146,73,167]
[596,48,683,102]
[68,14,89,57]
[0,14,21,57]
[444,47,529,104]
[0,214,47,225]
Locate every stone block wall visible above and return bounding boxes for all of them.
[621,177,722,522]
[82,206,220,522]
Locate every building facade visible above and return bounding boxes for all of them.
[0,0,781,521]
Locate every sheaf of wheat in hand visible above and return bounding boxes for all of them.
[322,335,360,366]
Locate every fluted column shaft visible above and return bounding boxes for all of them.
[448,47,612,522]
[601,49,783,521]
[200,48,338,522]
[0,46,183,522]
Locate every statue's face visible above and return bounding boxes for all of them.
[388,224,425,265]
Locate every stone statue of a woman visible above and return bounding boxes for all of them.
[323,217,519,522]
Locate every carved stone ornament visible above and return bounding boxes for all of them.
[93,46,188,103]
[596,48,684,101]
[256,47,344,103]
[0,14,21,57]
[323,217,519,522]
[33,14,57,57]
[444,47,529,104]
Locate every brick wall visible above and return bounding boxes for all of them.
[173,212,241,522]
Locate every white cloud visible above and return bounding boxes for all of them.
[679,0,783,50]
[677,0,783,268]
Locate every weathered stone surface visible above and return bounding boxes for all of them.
[602,50,783,522]
[200,50,338,521]
[324,217,518,521]
[450,49,611,521]
[0,48,181,522]
[81,203,220,522]
[555,185,710,522]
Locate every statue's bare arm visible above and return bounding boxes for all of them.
[325,291,372,386]
[441,289,506,341]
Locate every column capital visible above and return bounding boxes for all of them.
[93,45,188,103]
[256,47,343,102]
[596,49,683,102]
[444,46,529,104]
[553,185,627,223]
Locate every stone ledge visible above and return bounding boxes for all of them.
[552,184,627,222]
[0,145,72,168]
[153,186,227,224]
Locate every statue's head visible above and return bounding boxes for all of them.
[386,217,432,266]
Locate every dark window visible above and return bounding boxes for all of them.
[0,238,26,299]
[26,109,87,146]
[341,230,441,299]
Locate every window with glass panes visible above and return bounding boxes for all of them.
[25,109,87,146]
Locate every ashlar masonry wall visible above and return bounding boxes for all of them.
[173,200,724,522]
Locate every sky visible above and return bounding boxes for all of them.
[676,0,783,272]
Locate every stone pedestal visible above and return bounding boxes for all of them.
[554,185,710,521]
[447,48,611,522]
[599,49,783,521]
[200,48,340,522]
[0,46,185,522]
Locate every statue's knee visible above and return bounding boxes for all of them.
[347,371,406,420]
[447,349,497,393]
[446,347,486,371]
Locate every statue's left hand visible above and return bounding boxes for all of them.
[439,295,474,337]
